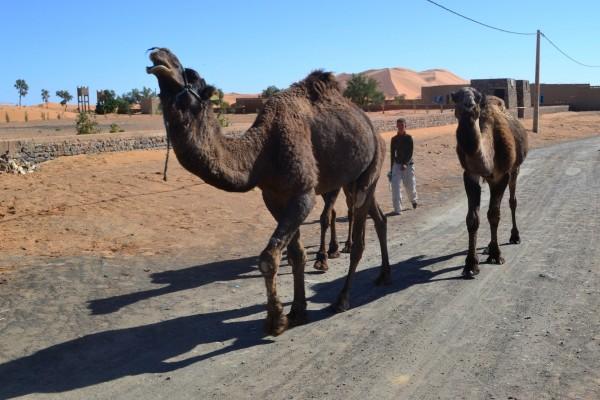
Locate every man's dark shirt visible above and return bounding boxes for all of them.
[391,133,414,166]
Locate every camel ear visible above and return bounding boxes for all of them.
[200,85,216,101]
[184,68,205,87]
[450,91,458,103]
[478,92,486,106]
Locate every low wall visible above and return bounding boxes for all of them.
[1,133,169,164]
[371,112,457,132]
[0,105,571,164]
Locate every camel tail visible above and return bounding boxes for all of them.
[353,134,386,208]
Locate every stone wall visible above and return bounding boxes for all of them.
[371,113,458,132]
[4,134,169,164]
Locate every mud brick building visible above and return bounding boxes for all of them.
[470,78,518,110]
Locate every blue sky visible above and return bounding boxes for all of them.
[1,0,599,105]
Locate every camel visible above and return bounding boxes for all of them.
[451,87,528,278]
[146,48,391,336]
[313,188,354,271]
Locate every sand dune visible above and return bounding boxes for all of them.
[337,67,468,99]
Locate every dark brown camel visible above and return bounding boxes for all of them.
[313,188,354,271]
[147,48,391,336]
[451,87,528,278]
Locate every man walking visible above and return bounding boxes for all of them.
[390,118,418,215]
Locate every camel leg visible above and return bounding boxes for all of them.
[332,191,371,313]
[463,172,481,279]
[486,174,509,265]
[341,187,353,253]
[260,191,316,336]
[328,206,341,259]
[287,230,308,326]
[371,200,392,286]
[508,168,521,244]
[314,190,340,271]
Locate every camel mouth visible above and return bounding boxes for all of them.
[146,48,183,85]
[146,65,171,75]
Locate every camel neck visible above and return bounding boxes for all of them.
[456,113,494,175]
[456,114,482,155]
[165,105,265,192]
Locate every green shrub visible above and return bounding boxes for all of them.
[76,112,100,134]
[217,114,229,127]
[109,123,125,133]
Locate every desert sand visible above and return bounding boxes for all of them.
[0,102,80,123]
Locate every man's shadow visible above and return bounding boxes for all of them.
[0,250,466,399]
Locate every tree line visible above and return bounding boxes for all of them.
[12,79,157,113]
[14,79,75,108]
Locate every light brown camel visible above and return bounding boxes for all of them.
[147,48,391,336]
[451,87,528,278]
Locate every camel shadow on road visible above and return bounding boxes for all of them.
[0,250,466,399]
[88,256,262,315]
[305,251,466,321]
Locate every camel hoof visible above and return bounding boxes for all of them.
[328,250,341,259]
[341,243,352,254]
[287,309,308,327]
[264,313,289,336]
[374,272,392,286]
[331,298,350,313]
[510,229,520,244]
[462,265,480,279]
[313,259,328,271]
[486,255,505,265]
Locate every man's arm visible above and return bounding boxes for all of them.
[390,137,395,172]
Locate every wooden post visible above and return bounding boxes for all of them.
[533,30,541,133]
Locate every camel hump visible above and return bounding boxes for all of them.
[484,95,506,112]
[298,70,340,100]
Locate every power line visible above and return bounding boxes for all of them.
[424,0,536,36]
[541,32,600,68]
[425,0,600,69]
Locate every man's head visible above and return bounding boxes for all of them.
[396,118,406,134]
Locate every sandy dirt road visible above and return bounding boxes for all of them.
[0,134,598,399]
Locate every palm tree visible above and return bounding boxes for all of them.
[14,79,29,107]
[41,89,50,107]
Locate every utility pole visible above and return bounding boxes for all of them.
[533,29,541,133]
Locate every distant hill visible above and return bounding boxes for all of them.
[336,67,468,100]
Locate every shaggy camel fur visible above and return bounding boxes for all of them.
[147,48,390,336]
[451,87,528,278]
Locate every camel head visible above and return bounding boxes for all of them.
[451,87,485,120]
[146,47,215,111]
